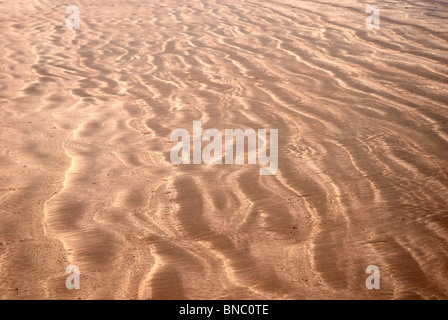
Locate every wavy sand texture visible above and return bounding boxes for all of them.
[0,0,447,299]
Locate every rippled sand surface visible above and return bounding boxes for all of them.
[1,0,448,299]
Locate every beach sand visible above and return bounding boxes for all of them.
[0,0,448,299]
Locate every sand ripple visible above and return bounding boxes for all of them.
[0,0,447,299]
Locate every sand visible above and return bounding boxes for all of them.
[0,0,447,299]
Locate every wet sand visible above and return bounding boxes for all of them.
[0,0,448,299]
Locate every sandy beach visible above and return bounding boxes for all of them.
[0,0,448,299]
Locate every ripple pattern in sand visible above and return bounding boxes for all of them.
[0,0,448,299]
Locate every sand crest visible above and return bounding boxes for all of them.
[0,0,447,299]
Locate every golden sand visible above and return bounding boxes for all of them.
[0,0,447,299]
